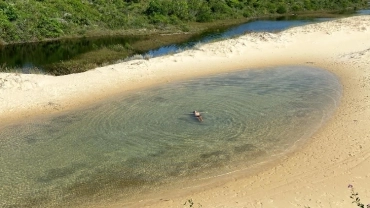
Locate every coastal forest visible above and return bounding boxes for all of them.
[0,0,367,44]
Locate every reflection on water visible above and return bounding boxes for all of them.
[0,66,341,207]
[2,10,367,73]
[1,9,368,74]
[0,36,140,74]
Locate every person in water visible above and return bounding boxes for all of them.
[193,110,203,122]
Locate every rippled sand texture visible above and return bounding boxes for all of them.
[0,67,341,207]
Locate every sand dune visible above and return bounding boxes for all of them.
[1,15,370,207]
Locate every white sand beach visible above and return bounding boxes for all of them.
[1,15,370,207]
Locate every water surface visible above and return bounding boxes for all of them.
[2,9,368,73]
[0,66,341,207]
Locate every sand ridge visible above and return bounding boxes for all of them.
[1,15,370,207]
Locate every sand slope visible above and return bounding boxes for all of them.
[1,16,370,207]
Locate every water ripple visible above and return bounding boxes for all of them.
[0,66,342,207]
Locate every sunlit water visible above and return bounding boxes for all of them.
[0,66,341,207]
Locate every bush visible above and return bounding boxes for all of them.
[226,0,242,9]
[196,4,212,22]
[304,0,313,10]
[277,4,288,14]
[0,2,18,21]
[37,15,64,38]
[171,0,190,20]
[149,13,170,25]
[0,13,19,42]
[146,0,168,16]
[209,0,232,15]
[266,2,277,13]
[291,4,303,12]
[243,10,252,18]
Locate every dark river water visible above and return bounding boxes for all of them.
[0,9,368,74]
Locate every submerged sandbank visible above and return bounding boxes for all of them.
[1,16,370,207]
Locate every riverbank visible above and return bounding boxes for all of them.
[2,11,360,76]
[1,15,370,207]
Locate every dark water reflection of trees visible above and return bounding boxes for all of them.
[0,10,368,75]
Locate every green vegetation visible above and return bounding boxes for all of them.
[349,184,370,208]
[0,0,367,44]
[184,199,202,207]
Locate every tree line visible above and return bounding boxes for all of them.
[0,0,367,44]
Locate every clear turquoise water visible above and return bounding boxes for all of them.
[0,66,341,207]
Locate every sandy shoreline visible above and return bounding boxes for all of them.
[1,16,370,207]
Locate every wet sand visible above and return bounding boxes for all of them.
[1,15,370,207]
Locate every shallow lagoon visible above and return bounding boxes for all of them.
[0,66,341,207]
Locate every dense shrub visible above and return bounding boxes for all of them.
[37,15,65,38]
[0,0,367,43]
[0,2,18,21]
[0,13,19,42]
[277,4,288,14]
[196,4,213,22]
